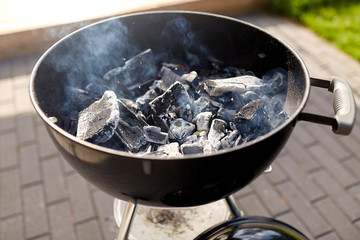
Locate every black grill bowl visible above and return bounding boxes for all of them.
[30,11,310,207]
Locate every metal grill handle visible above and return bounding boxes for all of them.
[299,76,356,135]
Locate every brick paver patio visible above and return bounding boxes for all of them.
[0,12,360,240]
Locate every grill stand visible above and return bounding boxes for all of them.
[114,195,242,240]
[115,201,137,240]
[113,165,273,240]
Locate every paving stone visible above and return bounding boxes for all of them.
[23,184,49,239]
[266,159,288,185]
[0,168,21,218]
[14,86,35,115]
[309,145,357,188]
[59,154,75,175]
[0,131,18,169]
[315,198,360,240]
[338,133,360,159]
[0,78,13,102]
[67,173,95,223]
[284,137,320,172]
[292,122,317,147]
[277,154,325,202]
[16,113,35,144]
[234,185,253,198]
[306,124,352,161]
[19,143,41,186]
[250,176,289,216]
[36,123,58,159]
[276,211,313,240]
[0,215,24,240]
[277,181,331,237]
[343,158,360,182]
[93,191,118,240]
[76,219,103,240]
[348,184,360,205]
[42,156,67,203]
[312,169,360,221]
[236,193,271,217]
[0,104,16,133]
[13,73,29,88]
[32,234,52,240]
[317,232,341,240]
[48,201,77,240]
[0,58,11,78]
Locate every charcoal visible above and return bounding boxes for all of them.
[48,116,58,124]
[220,130,239,149]
[157,142,182,157]
[180,142,204,155]
[183,134,198,144]
[217,108,236,123]
[76,91,119,144]
[193,130,207,137]
[149,81,193,121]
[194,112,212,131]
[119,98,138,113]
[203,139,215,154]
[203,76,265,96]
[193,96,212,116]
[144,126,169,144]
[179,104,193,122]
[159,66,183,89]
[103,49,157,96]
[208,118,227,150]
[136,80,165,117]
[181,71,198,83]
[98,131,127,151]
[65,86,96,111]
[162,62,189,74]
[236,99,262,120]
[168,118,195,143]
[149,114,171,132]
[118,99,148,128]
[116,120,147,152]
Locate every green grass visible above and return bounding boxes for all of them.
[268,0,360,61]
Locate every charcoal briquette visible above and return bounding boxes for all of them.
[204,75,264,96]
[144,126,169,145]
[149,81,193,120]
[76,91,120,144]
[103,49,157,96]
[220,130,239,149]
[116,120,147,152]
[180,142,204,155]
[168,118,195,143]
[208,118,227,149]
[236,99,262,120]
[194,112,212,131]
[159,66,183,90]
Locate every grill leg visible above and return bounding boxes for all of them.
[115,201,137,240]
[225,195,244,218]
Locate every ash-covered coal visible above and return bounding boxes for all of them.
[53,49,290,157]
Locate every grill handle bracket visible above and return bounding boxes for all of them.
[299,76,356,135]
